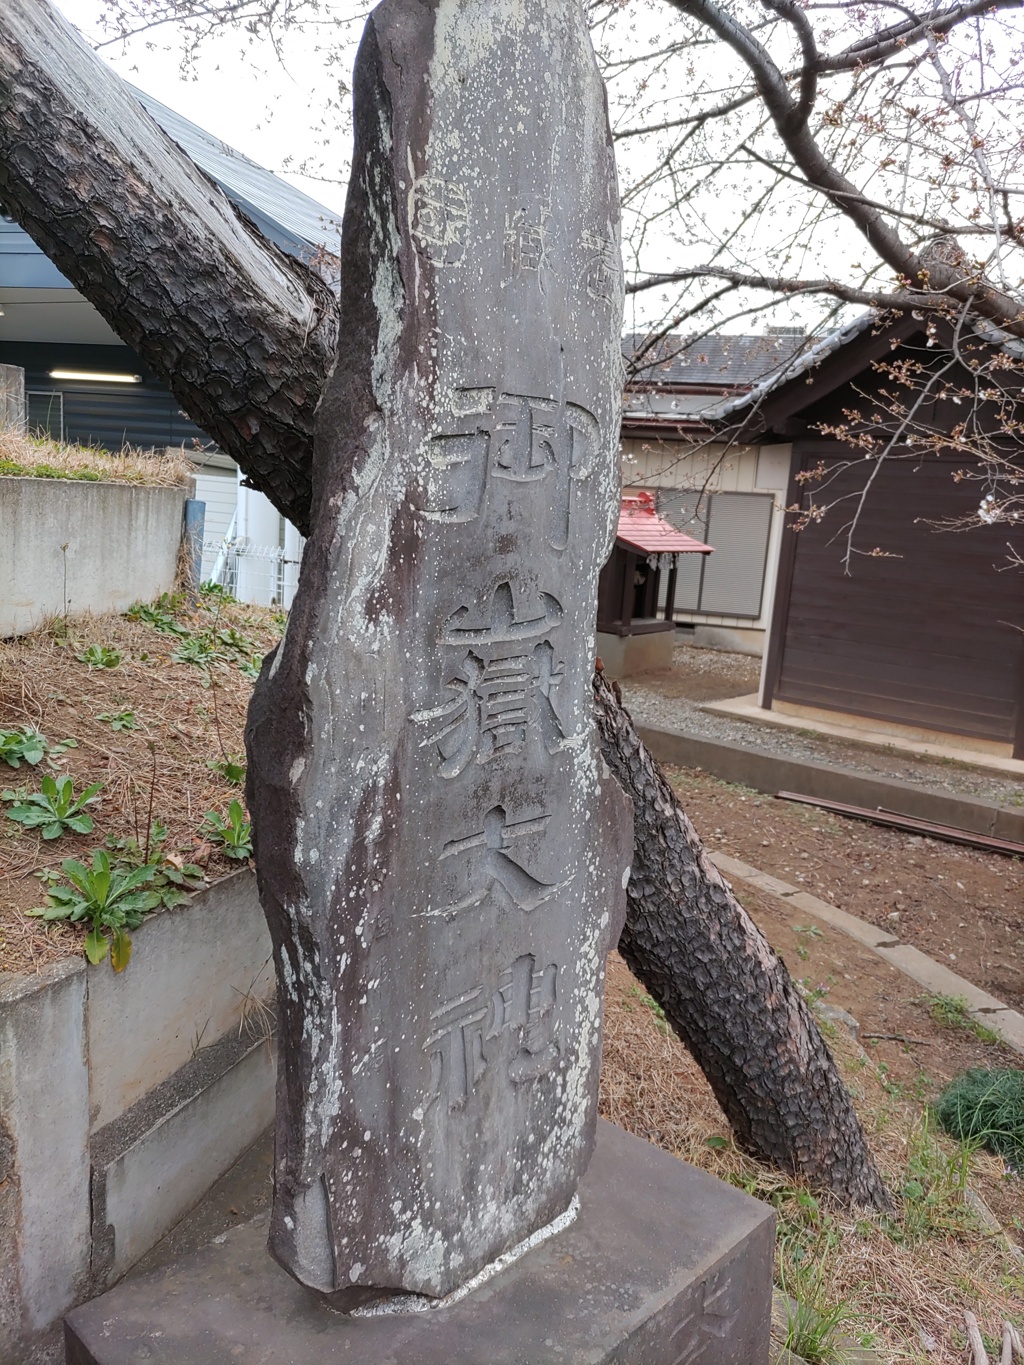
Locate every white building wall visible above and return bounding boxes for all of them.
[234,472,283,606]
[193,468,238,581]
[195,436,789,631]
[193,461,304,609]
[620,437,792,642]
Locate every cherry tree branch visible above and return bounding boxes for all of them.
[760,0,819,126]
[663,0,1024,336]
[818,0,1023,71]
[627,263,952,310]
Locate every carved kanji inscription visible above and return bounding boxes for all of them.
[424,954,560,1110]
[667,1272,743,1364]
[434,805,570,919]
[580,229,621,303]
[410,640,565,776]
[504,202,553,277]
[412,176,469,265]
[424,386,600,548]
[246,0,630,1307]
[423,987,490,1109]
[439,581,563,647]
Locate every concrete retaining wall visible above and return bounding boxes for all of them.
[597,629,675,677]
[638,724,1024,844]
[0,478,187,638]
[0,871,274,1364]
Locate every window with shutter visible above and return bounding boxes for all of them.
[649,488,773,618]
[699,492,773,617]
[656,490,708,611]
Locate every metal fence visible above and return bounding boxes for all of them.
[202,520,302,609]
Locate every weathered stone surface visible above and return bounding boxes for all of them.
[64,1120,776,1365]
[245,0,631,1306]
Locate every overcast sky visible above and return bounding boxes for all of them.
[55,0,356,213]
[51,0,696,332]
[48,0,826,337]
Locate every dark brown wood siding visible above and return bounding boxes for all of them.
[775,452,1024,747]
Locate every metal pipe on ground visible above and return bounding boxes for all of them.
[775,792,1024,858]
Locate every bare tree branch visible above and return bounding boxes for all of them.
[760,0,819,126]
[819,0,1023,71]
[627,263,949,309]
[664,0,1024,335]
[613,87,760,140]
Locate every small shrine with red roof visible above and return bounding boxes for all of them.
[597,491,713,675]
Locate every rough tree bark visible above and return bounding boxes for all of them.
[0,0,890,1207]
[594,672,890,1208]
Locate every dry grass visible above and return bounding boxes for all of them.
[3,597,1022,1359]
[0,590,282,975]
[600,954,1024,1363]
[0,426,193,487]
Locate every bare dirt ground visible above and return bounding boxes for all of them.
[4,615,1021,1359]
[0,594,282,975]
[673,766,1024,1015]
[606,644,1024,1359]
[625,643,1024,1013]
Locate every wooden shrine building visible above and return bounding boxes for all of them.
[597,491,713,675]
[714,314,1024,759]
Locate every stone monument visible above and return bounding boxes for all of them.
[65,0,776,1355]
[244,0,633,1308]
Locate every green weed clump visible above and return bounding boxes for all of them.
[0,458,100,480]
[3,774,101,840]
[0,725,77,769]
[75,643,122,669]
[922,992,1001,1045]
[201,799,253,860]
[935,1068,1024,1173]
[776,1229,856,1364]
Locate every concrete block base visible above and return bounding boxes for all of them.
[598,628,676,677]
[90,1027,276,1284]
[691,624,764,657]
[65,1120,774,1365]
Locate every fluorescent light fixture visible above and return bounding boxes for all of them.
[49,369,142,384]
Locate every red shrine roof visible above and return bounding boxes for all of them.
[616,492,713,556]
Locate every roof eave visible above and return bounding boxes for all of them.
[704,312,926,437]
[616,536,713,556]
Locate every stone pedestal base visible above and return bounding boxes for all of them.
[64,1121,774,1365]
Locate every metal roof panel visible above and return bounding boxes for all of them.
[130,88,342,256]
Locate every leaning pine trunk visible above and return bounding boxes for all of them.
[594,669,891,1211]
[0,0,335,533]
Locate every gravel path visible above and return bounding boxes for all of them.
[620,645,1024,810]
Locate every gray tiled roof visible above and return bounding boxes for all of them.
[622,315,890,423]
[703,312,880,419]
[623,331,803,388]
